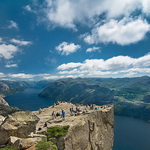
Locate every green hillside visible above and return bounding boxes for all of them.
[38,76,150,122]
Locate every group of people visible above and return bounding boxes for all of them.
[52,109,65,120]
[37,102,112,132]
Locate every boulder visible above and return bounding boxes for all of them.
[0,111,40,146]
[13,137,42,149]
[8,136,21,145]
[29,132,47,141]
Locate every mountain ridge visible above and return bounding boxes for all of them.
[38,76,150,122]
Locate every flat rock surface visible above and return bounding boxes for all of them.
[33,102,112,133]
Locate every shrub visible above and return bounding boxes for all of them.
[0,145,18,150]
[46,125,69,137]
[36,140,57,150]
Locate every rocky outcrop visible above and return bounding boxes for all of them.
[64,107,114,150]
[34,103,114,150]
[0,103,114,150]
[0,97,9,106]
[0,111,40,146]
[0,104,20,116]
[13,137,43,149]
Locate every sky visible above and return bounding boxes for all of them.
[0,0,150,81]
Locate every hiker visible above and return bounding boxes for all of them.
[76,106,78,113]
[82,109,86,113]
[39,108,42,114]
[43,122,47,127]
[52,111,56,119]
[69,106,72,112]
[70,111,74,116]
[62,110,65,120]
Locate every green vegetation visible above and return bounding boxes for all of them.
[36,140,58,150]
[46,126,69,138]
[38,76,150,122]
[0,145,18,150]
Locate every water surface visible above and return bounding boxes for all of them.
[5,87,56,111]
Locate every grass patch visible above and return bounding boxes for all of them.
[36,140,57,150]
[46,125,69,138]
[0,145,18,150]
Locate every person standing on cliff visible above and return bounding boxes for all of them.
[62,110,65,120]
[52,111,56,119]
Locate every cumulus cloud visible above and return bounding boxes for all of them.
[57,62,82,70]
[8,73,35,79]
[141,0,150,15]
[82,17,150,45]
[26,0,150,45]
[0,44,18,59]
[10,39,32,46]
[7,20,19,30]
[55,42,81,55]
[5,64,18,68]
[56,53,150,77]
[7,73,51,79]
[28,0,150,29]
[24,5,32,12]
[0,72,5,78]
[86,46,101,53]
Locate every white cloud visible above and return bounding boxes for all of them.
[7,20,19,30]
[0,72,5,78]
[10,39,32,46]
[29,0,150,29]
[86,46,100,53]
[55,42,81,55]
[25,5,32,12]
[27,0,150,45]
[57,62,82,70]
[141,0,150,15]
[5,64,18,68]
[0,44,18,59]
[8,73,35,79]
[7,73,51,79]
[82,17,150,45]
[56,53,150,77]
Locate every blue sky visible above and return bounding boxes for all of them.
[0,0,150,81]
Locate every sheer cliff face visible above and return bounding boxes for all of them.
[64,107,114,150]
[48,106,114,150]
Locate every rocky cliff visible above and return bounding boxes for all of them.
[0,111,40,147]
[34,103,114,150]
[0,103,114,150]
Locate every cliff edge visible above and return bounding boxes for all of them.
[34,103,114,150]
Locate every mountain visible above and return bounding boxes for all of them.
[0,80,34,97]
[0,80,34,116]
[39,76,150,122]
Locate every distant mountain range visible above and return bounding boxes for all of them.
[0,77,150,122]
[38,76,150,122]
[0,80,34,116]
[0,80,34,97]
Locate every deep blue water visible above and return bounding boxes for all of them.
[4,87,150,150]
[5,87,56,111]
